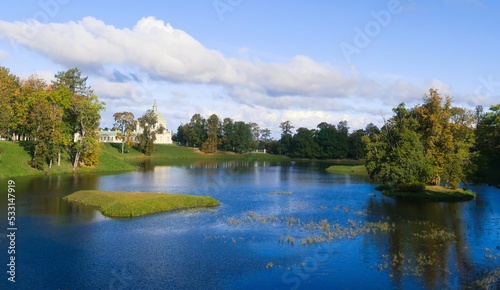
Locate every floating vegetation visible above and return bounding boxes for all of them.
[473,269,500,290]
[412,228,455,242]
[278,235,296,245]
[375,250,450,279]
[485,247,500,260]
[266,262,274,269]
[270,191,293,195]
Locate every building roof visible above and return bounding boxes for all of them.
[153,100,167,126]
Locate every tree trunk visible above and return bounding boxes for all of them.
[57,152,61,166]
[73,151,80,170]
[49,159,52,169]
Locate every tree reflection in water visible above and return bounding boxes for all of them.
[364,196,499,289]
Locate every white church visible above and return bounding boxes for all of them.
[98,101,173,144]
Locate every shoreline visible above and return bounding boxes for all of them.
[0,141,289,178]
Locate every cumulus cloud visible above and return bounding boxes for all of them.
[0,16,452,133]
[0,16,394,101]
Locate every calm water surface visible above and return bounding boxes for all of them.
[0,161,499,289]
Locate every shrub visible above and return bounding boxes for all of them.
[396,182,425,193]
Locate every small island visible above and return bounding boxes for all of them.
[64,190,221,218]
[375,184,476,202]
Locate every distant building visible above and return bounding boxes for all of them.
[134,101,172,144]
[95,101,173,144]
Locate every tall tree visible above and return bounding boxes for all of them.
[364,103,431,187]
[292,127,321,158]
[0,67,20,140]
[113,112,136,154]
[336,120,350,158]
[187,114,206,147]
[201,114,220,154]
[279,120,294,155]
[315,122,338,159]
[71,93,105,168]
[473,104,500,187]
[347,129,366,159]
[52,67,92,96]
[137,109,165,156]
[53,68,104,169]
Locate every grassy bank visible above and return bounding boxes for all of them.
[134,144,290,162]
[377,185,476,202]
[0,141,136,178]
[325,165,368,176]
[0,141,289,178]
[64,190,221,217]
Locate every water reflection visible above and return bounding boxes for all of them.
[0,174,102,223]
[1,161,499,289]
[365,190,498,289]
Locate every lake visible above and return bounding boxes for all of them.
[1,160,499,289]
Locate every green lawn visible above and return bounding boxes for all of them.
[325,165,368,175]
[378,185,476,202]
[0,141,289,178]
[64,190,221,217]
[0,141,136,178]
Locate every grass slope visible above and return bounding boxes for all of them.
[378,185,476,202]
[132,144,290,162]
[325,165,368,175]
[0,141,135,178]
[0,141,288,178]
[64,190,221,217]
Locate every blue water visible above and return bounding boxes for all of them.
[0,161,499,289]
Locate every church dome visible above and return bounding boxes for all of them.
[152,100,167,127]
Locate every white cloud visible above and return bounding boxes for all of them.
[0,16,397,101]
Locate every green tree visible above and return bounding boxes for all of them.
[232,121,253,153]
[0,67,20,140]
[315,122,337,158]
[336,120,349,158]
[292,127,321,158]
[53,67,92,96]
[201,114,220,154]
[278,120,294,155]
[113,112,136,154]
[53,68,104,169]
[187,114,206,147]
[364,103,431,187]
[71,93,105,168]
[248,122,260,150]
[347,129,366,159]
[442,107,476,188]
[473,104,500,187]
[137,109,165,156]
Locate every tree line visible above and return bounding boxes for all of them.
[174,113,375,159]
[363,89,499,189]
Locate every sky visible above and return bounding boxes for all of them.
[0,0,499,137]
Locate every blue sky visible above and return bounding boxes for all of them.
[0,0,499,137]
